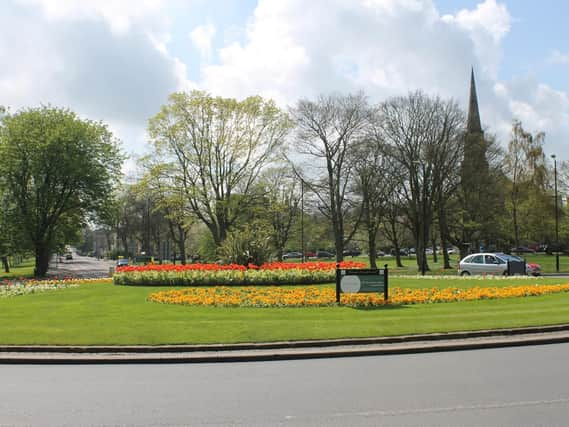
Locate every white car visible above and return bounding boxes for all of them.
[458,253,537,276]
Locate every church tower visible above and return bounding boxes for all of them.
[466,68,483,135]
[460,68,492,254]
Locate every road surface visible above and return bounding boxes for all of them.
[1,343,568,426]
[48,251,115,278]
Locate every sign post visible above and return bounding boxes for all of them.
[336,264,389,303]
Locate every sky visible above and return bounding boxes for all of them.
[2,0,569,169]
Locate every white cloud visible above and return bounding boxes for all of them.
[493,77,569,152]
[199,0,486,104]
[548,49,569,65]
[190,23,216,61]
[441,0,510,78]
[1,0,194,158]
[18,0,166,34]
[194,0,569,159]
[3,0,569,162]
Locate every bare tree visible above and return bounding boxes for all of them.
[352,136,397,268]
[374,91,464,273]
[290,92,369,261]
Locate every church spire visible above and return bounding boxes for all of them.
[467,68,483,134]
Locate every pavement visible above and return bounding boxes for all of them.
[2,324,569,364]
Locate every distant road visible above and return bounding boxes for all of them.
[1,344,568,426]
[48,251,115,278]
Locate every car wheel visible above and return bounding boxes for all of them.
[460,271,470,276]
[502,271,509,276]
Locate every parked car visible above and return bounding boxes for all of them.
[304,251,316,258]
[376,250,385,257]
[282,251,303,260]
[116,258,129,267]
[316,250,334,259]
[65,252,73,260]
[342,249,361,257]
[458,252,539,276]
[510,246,535,254]
[391,248,409,256]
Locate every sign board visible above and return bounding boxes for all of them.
[335,265,388,303]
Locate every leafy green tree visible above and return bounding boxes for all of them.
[257,167,301,260]
[504,120,551,247]
[148,91,292,248]
[137,160,195,264]
[0,106,123,276]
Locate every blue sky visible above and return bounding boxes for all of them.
[438,0,569,90]
[1,0,568,163]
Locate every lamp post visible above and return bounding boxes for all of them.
[300,179,305,263]
[552,154,560,273]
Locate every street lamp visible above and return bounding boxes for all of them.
[552,154,560,273]
[300,179,305,263]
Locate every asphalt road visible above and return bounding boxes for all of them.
[48,252,115,278]
[1,343,568,426]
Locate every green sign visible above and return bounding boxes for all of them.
[340,271,385,293]
[335,267,389,303]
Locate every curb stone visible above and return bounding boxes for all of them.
[1,324,569,364]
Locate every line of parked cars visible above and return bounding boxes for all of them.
[282,250,335,260]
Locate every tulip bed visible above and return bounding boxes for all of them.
[149,283,569,308]
[113,261,367,286]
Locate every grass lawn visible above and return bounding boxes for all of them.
[0,259,35,280]
[1,276,569,345]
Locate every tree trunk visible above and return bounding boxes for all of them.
[368,231,377,269]
[390,220,404,268]
[1,256,9,273]
[34,244,51,277]
[438,206,452,269]
[512,203,519,248]
[431,236,438,264]
[416,218,430,274]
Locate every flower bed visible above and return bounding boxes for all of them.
[0,277,111,298]
[148,283,569,308]
[113,261,366,286]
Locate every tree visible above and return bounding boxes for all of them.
[352,136,396,268]
[258,167,301,260]
[375,91,464,272]
[504,120,549,247]
[137,161,194,264]
[290,92,369,262]
[148,91,291,247]
[0,106,123,276]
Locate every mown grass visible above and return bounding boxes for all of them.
[1,277,569,345]
[0,259,35,280]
